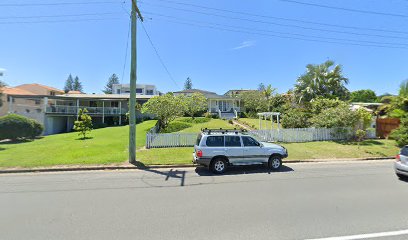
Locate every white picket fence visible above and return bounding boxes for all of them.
[145,128,377,148]
[146,133,197,148]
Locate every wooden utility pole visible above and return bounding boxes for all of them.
[129,0,143,164]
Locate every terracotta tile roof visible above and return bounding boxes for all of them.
[15,83,64,93]
[67,90,82,94]
[1,87,36,95]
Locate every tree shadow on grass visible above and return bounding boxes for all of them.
[75,136,94,140]
[0,138,42,145]
[334,139,385,146]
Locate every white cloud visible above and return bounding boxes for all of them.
[232,41,256,50]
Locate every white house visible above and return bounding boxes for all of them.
[112,83,160,96]
[173,89,242,119]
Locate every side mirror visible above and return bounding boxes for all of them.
[260,143,264,148]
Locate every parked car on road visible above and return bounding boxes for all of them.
[193,129,288,174]
[395,145,408,179]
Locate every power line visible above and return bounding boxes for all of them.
[148,0,408,35]
[143,12,408,47]
[0,17,123,24]
[143,14,407,49]
[140,21,179,87]
[0,1,123,7]
[121,18,131,84]
[0,12,122,19]
[279,0,408,18]
[140,2,408,40]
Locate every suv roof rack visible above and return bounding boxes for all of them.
[201,128,248,135]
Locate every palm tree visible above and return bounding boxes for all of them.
[294,60,349,102]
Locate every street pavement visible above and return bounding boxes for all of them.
[1,160,408,240]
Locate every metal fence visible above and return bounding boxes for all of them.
[145,127,377,148]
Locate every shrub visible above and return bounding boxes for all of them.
[390,117,408,147]
[228,119,233,124]
[310,104,359,128]
[161,121,192,133]
[0,114,43,141]
[176,117,210,124]
[30,120,44,138]
[73,108,93,139]
[355,129,366,142]
[282,108,311,128]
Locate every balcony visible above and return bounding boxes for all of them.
[45,105,127,115]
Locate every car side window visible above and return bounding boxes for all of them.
[225,136,241,147]
[206,136,224,147]
[401,147,408,156]
[242,136,260,147]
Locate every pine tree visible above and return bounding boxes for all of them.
[73,76,83,93]
[64,74,74,93]
[103,74,119,94]
[0,80,5,107]
[184,77,193,90]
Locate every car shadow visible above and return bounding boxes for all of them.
[195,164,294,176]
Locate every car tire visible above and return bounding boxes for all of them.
[397,173,407,180]
[268,156,282,171]
[211,158,227,174]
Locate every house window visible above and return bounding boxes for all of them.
[89,101,97,107]
[116,89,121,94]
[136,88,143,94]
[26,109,30,113]
[35,100,41,105]
[146,89,154,95]
[111,102,119,108]
[50,91,56,96]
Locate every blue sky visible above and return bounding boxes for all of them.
[0,0,407,95]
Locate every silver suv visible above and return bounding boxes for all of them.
[395,145,408,179]
[193,129,288,174]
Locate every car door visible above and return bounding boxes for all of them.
[241,136,265,164]
[224,135,244,164]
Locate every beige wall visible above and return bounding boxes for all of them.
[0,96,45,124]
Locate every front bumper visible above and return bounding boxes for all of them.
[394,161,408,176]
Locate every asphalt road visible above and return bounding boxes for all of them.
[1,161,408,240]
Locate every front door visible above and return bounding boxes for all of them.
[218,100,230,112]
[241,136,265,164]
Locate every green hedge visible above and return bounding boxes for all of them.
[0,114,44,141]
[176,117,211,124]
[161,121,192,133]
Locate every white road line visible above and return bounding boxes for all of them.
[305,229,408,240]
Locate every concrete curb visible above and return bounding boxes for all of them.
[0,157,395,174]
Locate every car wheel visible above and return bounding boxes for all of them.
[211,158,227,174]
[397,173,407,180]
[268,156,282,171]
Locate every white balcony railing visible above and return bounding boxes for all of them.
[46,105,127,115]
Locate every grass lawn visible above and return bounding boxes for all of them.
[0,120,156,168]
[238,118,280,130]
[178,119,234,133]
[136,139,400,165]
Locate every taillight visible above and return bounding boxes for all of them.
[396,154,401,161]
[196,150,203,158]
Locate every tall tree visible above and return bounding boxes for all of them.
[294,60,349,102]
[399,79,408,97]
[0,80,5,107]
[64,74,74,93]
[350,89,378,103]
[73,76,83,92]
[184,77,193,90]
[103,74,119,94]
[183,92,207,119]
